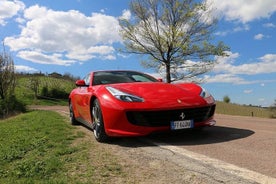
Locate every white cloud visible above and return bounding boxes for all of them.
[204,74,276,85]
[17,50,76,66]
[258,98,265,102]
[215,24,250,36]
[214,52,276,75]
[233,24,250,32]
[120,9,131,20]
[215,31,229,36]
[4,5,122,66]
[213,51,239,73]
[204,74,249,84]
[15,65,38,73]
[243,89,253,94]
[0,0,25,26]
[207,0,276,23]
[254,33,264,40]
[263,23,276,28]
[205,52,276,84]
[100,9,106,13]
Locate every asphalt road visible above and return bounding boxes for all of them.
[147,114,276,179]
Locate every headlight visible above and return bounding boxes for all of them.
[200,87,211,98]
[200,87,215,104]
[106,86,144,102]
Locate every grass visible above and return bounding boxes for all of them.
[15,75,75,106]
[216,101,274,118]
[0,110,125,184]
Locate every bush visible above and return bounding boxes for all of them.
[41,86,49,97]
[269,107,276,119]
[223,95,231,103]
[40,87,69,100]
[0,95,26,119]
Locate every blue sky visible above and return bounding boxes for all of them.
[0,0,276,107]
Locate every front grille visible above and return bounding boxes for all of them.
[126,105,216,127]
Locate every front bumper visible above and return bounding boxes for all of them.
[101,101,216,137]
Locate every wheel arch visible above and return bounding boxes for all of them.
[89,95,98,122]
[68,98,76,115]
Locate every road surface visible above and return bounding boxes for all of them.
[148,114,276,179]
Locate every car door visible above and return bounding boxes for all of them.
[76,73,93,123]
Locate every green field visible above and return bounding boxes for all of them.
[216,101,275,118]
[15,75,76,106]
[0,111,125,184]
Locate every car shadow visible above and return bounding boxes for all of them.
[113,126,255,147]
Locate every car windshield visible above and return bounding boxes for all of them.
[92,71,158,86]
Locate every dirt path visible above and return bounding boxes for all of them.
[30,105,275,184]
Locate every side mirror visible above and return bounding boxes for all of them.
[157,78,163,82]
[75,80,86,87]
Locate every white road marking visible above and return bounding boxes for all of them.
[153,142,276,184]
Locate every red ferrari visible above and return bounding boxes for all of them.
[69,70,216,142]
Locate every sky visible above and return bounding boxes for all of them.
[0,0,276,107]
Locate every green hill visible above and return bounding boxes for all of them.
[15,74,76,106]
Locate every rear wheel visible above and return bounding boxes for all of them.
[69,101,79,125]
[92,99,109,142]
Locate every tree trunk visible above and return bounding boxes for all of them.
[0,86,4,99]
[166,63,171,83]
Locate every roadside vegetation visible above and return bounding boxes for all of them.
[0,46,26,119]
[0,111,126,184]
[1,71,76,118]
[15,72,77,106]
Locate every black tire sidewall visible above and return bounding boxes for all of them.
[92,99,108,142]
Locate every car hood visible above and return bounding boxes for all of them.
[108,82,207,106]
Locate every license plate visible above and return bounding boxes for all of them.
[170,120,194,130]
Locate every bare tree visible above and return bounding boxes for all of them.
[29,76,40,98]
[119,0,229,83]
[0,44,15,99]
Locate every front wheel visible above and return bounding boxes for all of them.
[92,99,109,142]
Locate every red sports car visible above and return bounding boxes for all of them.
[69,70,216,142]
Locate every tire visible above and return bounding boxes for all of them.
[69,101,79,125]
[92,99,109,142]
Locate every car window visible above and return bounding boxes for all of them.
[131,74,154,82]
[83,74,91,86]
[92,71,158,86]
